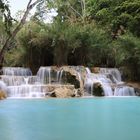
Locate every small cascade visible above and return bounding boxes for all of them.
[1,76,25,86]
[84,76,94,95]
[84,67,136,96]
[114,86,136,96]
[24,77,29,85]
[0,80,7,92]
[37,67,51,84]
[2,67,32,76]
[84,73,113,96]
[1,67,45,98]
[56,70,63,84]
[85,67,91,74]
[99,68,122,83]
[7,85,45,98]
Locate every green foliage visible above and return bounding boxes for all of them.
[114,33,140,80]
[0,0,13,34]
[4,20,53,71]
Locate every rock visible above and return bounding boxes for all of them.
[135,88,140,96]
[0,90,7,100]
[74,88,84,97]
[91,67,100,73]
[93,82,104,96]
[126,82,140,96]
[60,66,80,88]
[52,87,76,98]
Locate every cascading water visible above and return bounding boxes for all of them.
[0,80,7,92]
[99,68,122,83]
[114,86,136,96]
[85,67,91,74]
[2,67,32,76]
[84,68,136,96]
[56,70,63,84]
[84,73,113,96]
[1,67,45,98]
[37,67,51,84]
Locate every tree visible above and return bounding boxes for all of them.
[114,33,140,80]
[0,0,13,34]
[0,0,40,66]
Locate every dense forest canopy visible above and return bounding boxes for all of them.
[0,0,140,81]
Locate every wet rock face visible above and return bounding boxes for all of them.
[62,71,80,89]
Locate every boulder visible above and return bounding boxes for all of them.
[93,82,104,96]
[50,87,76,98]
[91,67,100,73]
[74,88,84,97]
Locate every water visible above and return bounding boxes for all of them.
[2,67,32,76]
[84,68,136,96]
[37,67,51,84]
[0,98,140,140]
[56,70,63,83]
[100,68,122,82]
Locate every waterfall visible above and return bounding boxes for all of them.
[0,80,7,92]
[7,85,45,98]
[85,67,91,74]
[114,86,136,96]
[84,67,136,96]
[0,66,137,98]
[84,75,94,95]
[99,68,122,83]
[56,70,63,84]
[2,67,32,76]
[1,67,45,98]
[37,67,51,84]
[24,77,29,85]
[84,73,113,96]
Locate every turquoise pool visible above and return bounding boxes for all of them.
[0,98,140,140]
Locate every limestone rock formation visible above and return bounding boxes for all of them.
[50,87,76,98]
